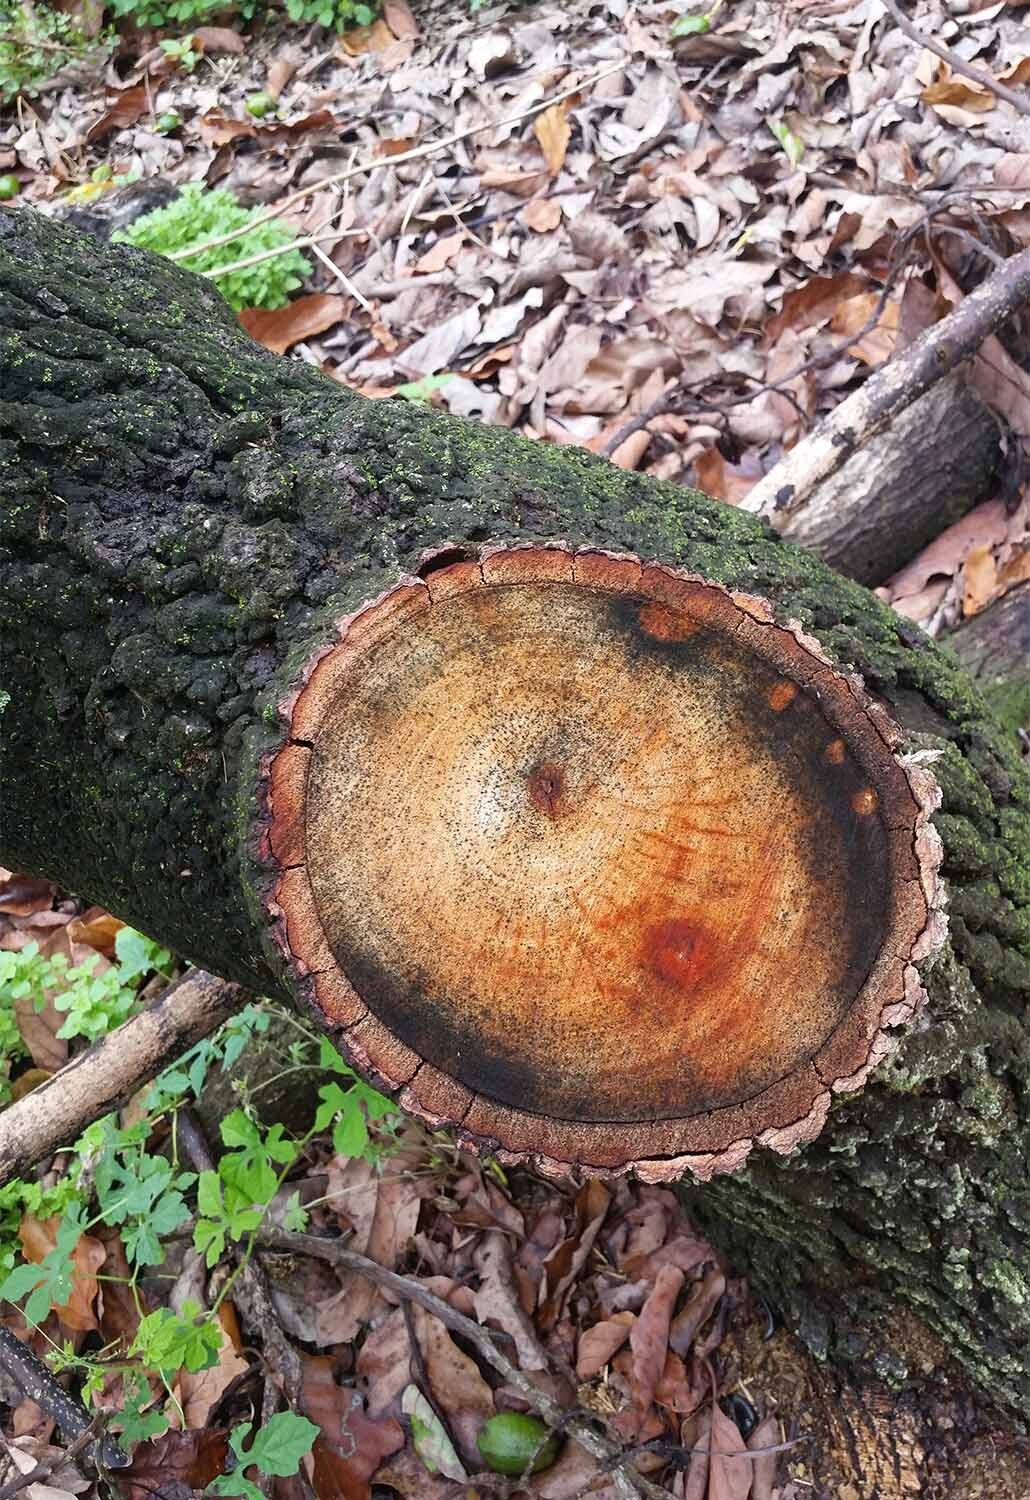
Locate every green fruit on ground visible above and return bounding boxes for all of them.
[156,112,182,134]
[476,1413,560,1476]
[0,175,20,201]
[245,93,274,118]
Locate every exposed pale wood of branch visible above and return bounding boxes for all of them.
[0,970,243,1189]
[741,247,1030,525]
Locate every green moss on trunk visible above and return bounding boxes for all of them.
[2,208,1029,1417]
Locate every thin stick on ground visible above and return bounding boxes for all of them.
[253,1225,669,1500]
[171,60,626,266]
[883,0,1030,118]
[0,971,243,1190]
[740,245,1030,523]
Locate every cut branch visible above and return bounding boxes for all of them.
[740,246,1030,525]
[0,971,243,1189]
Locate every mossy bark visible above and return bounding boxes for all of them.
[2,210,1029,1417]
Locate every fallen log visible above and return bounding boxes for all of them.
[948,582,1030,735]
[1,209,1029,1419]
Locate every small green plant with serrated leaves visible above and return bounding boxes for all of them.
[0,2,111,103]
[208,1413,319,1499]
[0,928,173,1048]
[114,184,312,312]
[106,0,226,29]
[282,0,374,28]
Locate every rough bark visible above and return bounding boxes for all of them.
[1,210,1029,1418]
[948,582,1030,736]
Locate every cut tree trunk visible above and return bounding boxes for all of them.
[770,373,1002,586]
[2,210,1029,1420]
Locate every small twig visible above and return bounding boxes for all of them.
[883,0,1030,118]
[172,61,626,266]
[253,1227,668,1500]
[0,1329,128,1475]
[309,243,372,312]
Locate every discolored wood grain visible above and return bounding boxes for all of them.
[263,547,943,1176]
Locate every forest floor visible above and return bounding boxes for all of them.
[1,2,1030,1498]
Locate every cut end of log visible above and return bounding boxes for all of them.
[260,543,945,1180]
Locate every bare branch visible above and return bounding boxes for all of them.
[0,970,243,1189]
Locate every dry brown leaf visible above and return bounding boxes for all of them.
[524,198,563,233]
[415,1304,494,1465]
[766,270,868,342]
[479,166,550,197]
[576,1311,635,1378]
[747,1413,781,1500]
[535,102,572,177]
[192,26,245,53]
[693,449,756,507]
[962,544,998,618]
[1000,544,1030,590]
[415,233,465,274]
[18,1218,105,1333]
[85,86,147,145]
[887,499,1010,602]
[116,1429,229,1500]
[611,429,652,470]
[302,1360,403,1500]
[567,210,631,265]
[383,0,419,38]
[830,292,898,364]
[65,907,123,958]
[921,64,996,112]
[629,1263,684,1413]
[0,874,54,916]
[473,1231,547,1371]
[340,19,399,54]
[265,57,297,102]
[668,1266,725,1358]
[709,1401,752,1500]
[239,295,348,354]
[995,154,1030,190]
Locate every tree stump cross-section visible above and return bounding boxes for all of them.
[260,543,945,1181]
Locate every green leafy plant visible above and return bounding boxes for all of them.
[159,34,202,72]
[107,0,227,29]
[0,992,398,1461]
[114,185,313,312]
[0,3,109,103]
[208,1413,319,1499]
[0,928,173,1049]
[282,0,374,27]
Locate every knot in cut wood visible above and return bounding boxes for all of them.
[261,544,944,1181]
